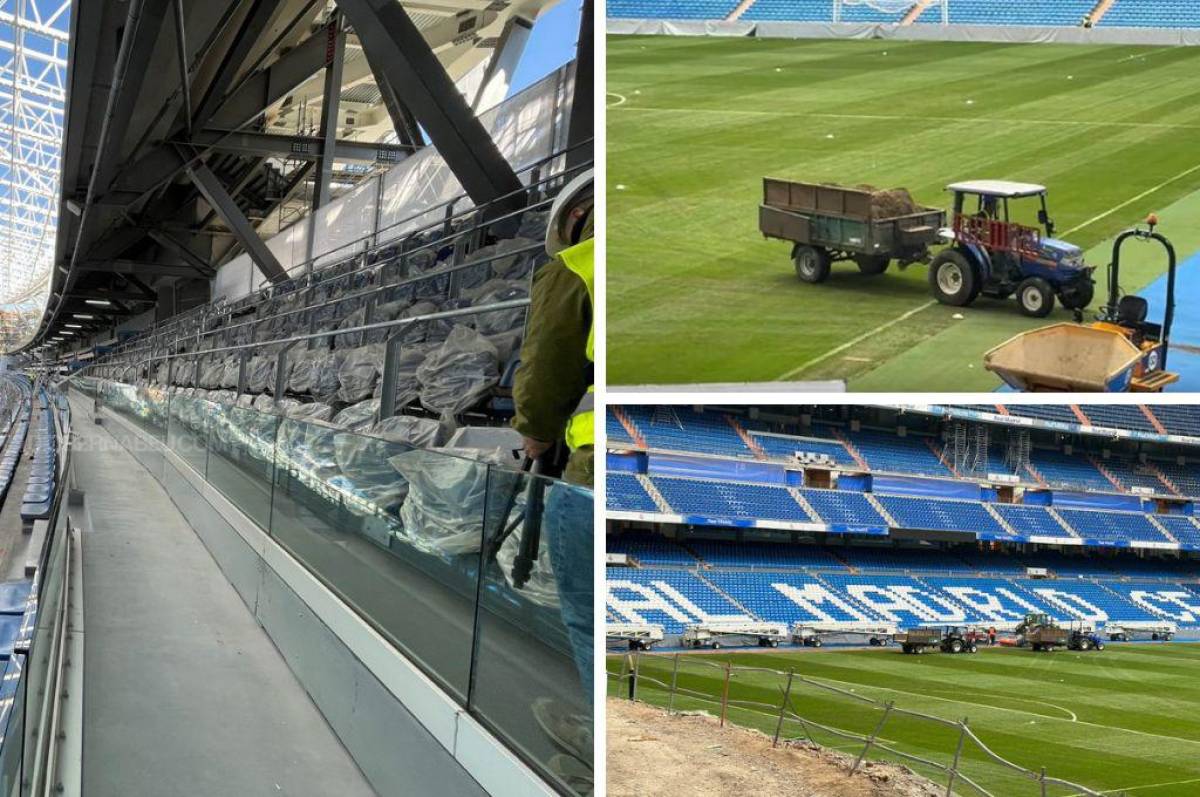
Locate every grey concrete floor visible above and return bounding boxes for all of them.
[74,411,376,796]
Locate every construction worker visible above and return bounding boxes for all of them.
[511,168,594,794]
[513,168,594,487]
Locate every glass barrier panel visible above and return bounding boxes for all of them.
[138,384,170,441]
[167,396,212,476]
[22,515,68,788]
[269,420,485,703]
[0,655,25,794]
[205,404,279,531]
[470,472,594,796]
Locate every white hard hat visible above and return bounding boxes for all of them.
[546,169,594,256]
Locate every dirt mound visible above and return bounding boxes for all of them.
[607,698,944,797]
[855,184,922,219]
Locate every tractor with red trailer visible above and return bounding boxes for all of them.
[928,181,1095,318]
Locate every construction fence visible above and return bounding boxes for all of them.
[608,653,1108,797]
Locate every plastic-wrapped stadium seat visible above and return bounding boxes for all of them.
[332,399,380,432]
[370,415,448,449]
[417,326,500,416]
[467,279,529,335]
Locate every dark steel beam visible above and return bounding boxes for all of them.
[336,0,523,209]
[312,13,346,212]
[185,159,288,283]
[78,260,210,278]
[145,228,217,277]
[184,129,411,164]
[208,27,331,131]
[173,0,193,134]
[360,46,421,149]
[192,0,286,129]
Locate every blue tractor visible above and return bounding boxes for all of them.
[927,181,1095,318]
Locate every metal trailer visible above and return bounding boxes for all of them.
[893,626,980,655]
[1106,622,1176,642]
[791,623,897,648]
[606,623,665,651]
[681,622,790,650]
[758,178,945,284]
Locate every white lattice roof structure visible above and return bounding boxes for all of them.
[0,0,69,312]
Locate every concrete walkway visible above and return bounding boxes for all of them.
[74,410,376,796]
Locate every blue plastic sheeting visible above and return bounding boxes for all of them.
[0,582,31,615]
[872,473,982,500]
[837,472,871,492]
[606,452,643,474]
[648,453,787,485]
[1052,490,1143,512]
[1137,249,1200,390]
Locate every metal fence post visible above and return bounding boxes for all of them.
[719,662,732,728]
[1041,767,1048,797]
[667,653,681,715]
[773,670,795,748]
[629,653,639,702]
[946,719,968,796]
[852,700,894,774]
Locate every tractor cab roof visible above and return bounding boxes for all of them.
[946,180,1047,198]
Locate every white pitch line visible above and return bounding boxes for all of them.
[1115,46,1179,64]
[1060,160,1200,236]
[1066,775,1200,796]
[607,91,627,107]
[776,300,935,380]
[612,105,1200,131]
[808,672,1200,749]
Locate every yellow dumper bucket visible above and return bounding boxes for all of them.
[983,323,1144,392]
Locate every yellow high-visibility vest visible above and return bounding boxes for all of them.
[560,238,594,451]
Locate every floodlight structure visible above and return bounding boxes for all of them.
[0,0,70,349]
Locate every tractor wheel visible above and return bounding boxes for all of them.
[969,644,978,654]
[855,254,890,275]
[1152,633,1159,641]
[1079,637,1092,651]
[902,645,913,654]
[1167,634,1174,641]
[794,245,832,284]
[929,249,979,307]
[949,639,964,654]
[1096,642,1105,651]
[770,640,779,648]
[712,642,722,650]
[1017,277,1055,318]
[812,638,822,648]
[1059,279,1094,311]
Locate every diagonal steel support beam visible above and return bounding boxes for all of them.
[193,0,286,129]
[336,0,523,211]
[361,46,422,149]
[185,159,287,283]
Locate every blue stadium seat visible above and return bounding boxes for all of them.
[607,473,659,513]
[653,476,813,522]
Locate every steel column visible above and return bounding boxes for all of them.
[312,14,346,213]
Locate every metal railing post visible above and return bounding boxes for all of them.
[377,333,403,420]
[667,653,681,715]
[719,662,732,728]
[627,653,637,701]
[773,670,795,748]
[852,700,894,774]
[946,719,968,796]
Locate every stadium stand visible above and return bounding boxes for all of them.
[1076,405,1157,433]
[608,0,1200,28]
[625,406,753,458]
[608,474,660,513]
[844,429,952,477]
[1101,0,1200,28]
[1146,405,1200,437]
[653,476,812,522]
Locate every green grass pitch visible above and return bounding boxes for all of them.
[606,37,1200,389]
[604,648,1200,797]
[608,644,1200,795]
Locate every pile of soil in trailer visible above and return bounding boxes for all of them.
[607,698,943,797]
[857,184,922,218]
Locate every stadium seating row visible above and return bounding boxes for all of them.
[607,556,1200,634]
[609,0,1200,28]
[608,474,1200,548]
[610,406,1200,499]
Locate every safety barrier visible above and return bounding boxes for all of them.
[69,376,594,795]
[608,652,1103,796]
